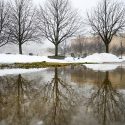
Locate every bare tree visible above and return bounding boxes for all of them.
[87,0,125,53]
[9,0,37,54]
[0,0,10,47]
[37,0,82,56]
[71,36,87,57]
[70,36,105,56]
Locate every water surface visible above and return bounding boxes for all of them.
[0,66,125,125]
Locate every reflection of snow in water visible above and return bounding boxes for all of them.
[118,89,125,95]
[0,66,125,125]
[84,64,122,71]
[0,68,46,76]
[71,84,95,99]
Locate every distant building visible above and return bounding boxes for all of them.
[70,34,125,55]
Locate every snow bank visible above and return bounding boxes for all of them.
[0,53,124,64]
[65,53,123,63]
[0,68,46,76]
[0,54,67,64]
[84,64,121,71]
[82,53,122,63]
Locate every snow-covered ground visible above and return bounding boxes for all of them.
[0,53,124,64]
[0,53,125,73]
[0,54,68,64]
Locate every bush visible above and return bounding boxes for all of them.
[48,56,65,59]
[29,53,33,56]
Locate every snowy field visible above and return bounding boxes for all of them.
[0,53,125,75]
[0,53,124,64]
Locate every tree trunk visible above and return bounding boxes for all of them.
[19,43,22,54]
[55,44,58,56]
[105,44,109,53]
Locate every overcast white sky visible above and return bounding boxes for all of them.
[1,0,125,54]
[33,0,125,18]
[33,0,99,14]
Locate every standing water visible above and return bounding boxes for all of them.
[0,65,125,125]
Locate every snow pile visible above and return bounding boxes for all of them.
[65,53,123,63]
[84,64,120,71]
[82,53,122,63]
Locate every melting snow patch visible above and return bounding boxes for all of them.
[0,68,46,76]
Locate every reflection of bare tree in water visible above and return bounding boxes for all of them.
[86,71,125,125]
[0,68,81,125]
[38,67,79,125]
[14,74,35,125]
[0,74,34,125]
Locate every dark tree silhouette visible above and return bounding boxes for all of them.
[87,0,125,53]
[37,0,82,56]
[9,0,38,54]
[0,0,10,47]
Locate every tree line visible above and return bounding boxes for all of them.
[0,0,125,56]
